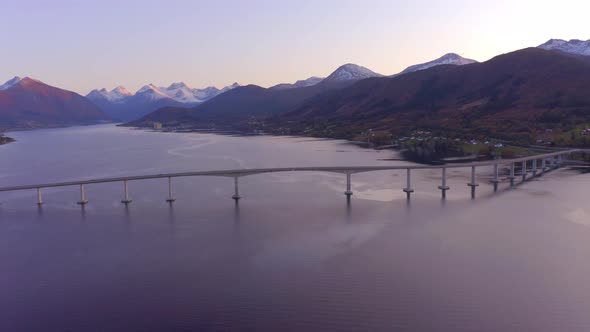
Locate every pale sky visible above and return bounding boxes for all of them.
[2,0,589,95]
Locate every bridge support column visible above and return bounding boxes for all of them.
[438,168,450,199]
[232,177,241,201]
[558,154,563,167]
[491,163,500,192]
[344,172,353,200]
[521,161,527,181]
[509,163,516,187]
[467,166,479,199]
[541,159,546,174]
[77,184,88,205]
[532,159,537,177]
[166,177,175,203]
[403,168,414,199]
[37,188,43,206]
[121,180,132,204]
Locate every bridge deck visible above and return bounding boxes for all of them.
[0,149,581,193]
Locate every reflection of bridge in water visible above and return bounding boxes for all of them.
[0,150,584,206]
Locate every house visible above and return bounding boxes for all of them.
[153,122,163,130]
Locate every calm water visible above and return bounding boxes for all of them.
[1,125,590,331]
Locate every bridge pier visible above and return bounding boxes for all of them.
[438,168,450,199]
[532,159,537,177]
[467,166,479,199]
[232,177,241,201]
[121,180,132,204]
[37,188,43,206]
[77,184,88,205]
[403,168,414,199]
[166,177,175,202]
[344,172,353,200]
[491,163,500,192]
[541,158,547,174]
[508,163,516,187]
[521,161,527,181]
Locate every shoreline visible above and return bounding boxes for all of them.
[121,124,515,165]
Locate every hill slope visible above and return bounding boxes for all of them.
[0,77,109,130]
[273,48,590,143]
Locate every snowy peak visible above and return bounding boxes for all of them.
[398,53,477,75]
[112,86,132,97]
[538,38,590,56]
[156,81,240,103]
[0,76,23,90]
[135,84,170,101]
[87,85,132,103]
[271,76,324,90]
[324,64,383,82]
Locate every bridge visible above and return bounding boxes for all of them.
[0,149,584,206]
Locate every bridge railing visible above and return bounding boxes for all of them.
[0,149,582,205]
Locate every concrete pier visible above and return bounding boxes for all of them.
[166,177,175,203]
[232,177,241,201]
[438,168,450,199]
[491,163,500,192]
[77,184,88,205]
[521,161,527,181]
[541,158,547,173]
[403,168,414,199]
[467,166,479,199]
[121,180,132,204]
[509,163,516,187]
[36,188,42,206]
[532,159,537,177]
[344,172,353,199]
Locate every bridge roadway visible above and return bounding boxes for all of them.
[0,149,583,205]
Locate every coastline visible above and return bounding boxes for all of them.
[120,124,526,165]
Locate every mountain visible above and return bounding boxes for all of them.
[271,77,324,90]
[0,77,109,130]
[323,63,383,83]
[87,82,239,121]
[397,53,478,75]
[271,48,590,144]
[538,38,590,56]
[0,76,23,90]
[128,64,378,127]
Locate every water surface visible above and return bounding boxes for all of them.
[1,125,589,331]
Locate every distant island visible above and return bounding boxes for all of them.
[0,134,15,145]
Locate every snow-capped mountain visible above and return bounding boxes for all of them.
[538,39,590,56]
[0,76,22,90]
[87,86,132,103]
[157,82,240,103]
[323,64,383,83]
[87,82,240,121]
[397,53,477,75]
[271,76,324,90]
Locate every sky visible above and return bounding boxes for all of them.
[2,0,589,95]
